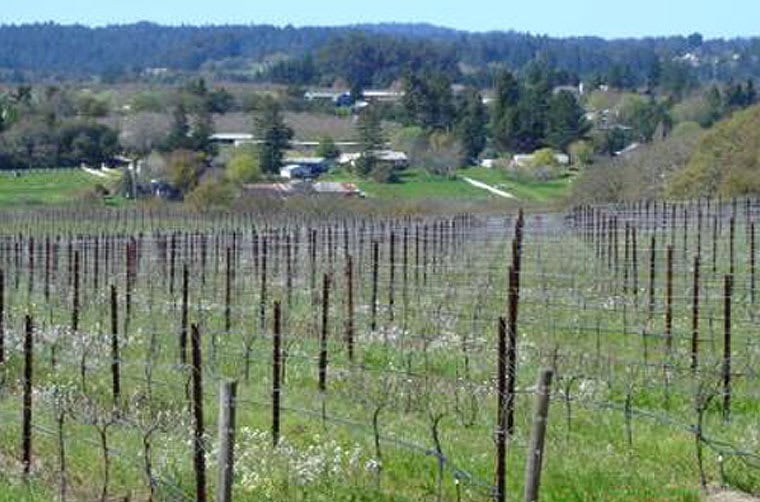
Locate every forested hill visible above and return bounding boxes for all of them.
[0,22,758,86]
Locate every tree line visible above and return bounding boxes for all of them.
[2,23,760,88]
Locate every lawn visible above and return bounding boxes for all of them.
[0,169,122,207]
[322,167,572,205]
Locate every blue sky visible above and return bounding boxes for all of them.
[0,0,756,39]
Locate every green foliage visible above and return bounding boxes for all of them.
[166,149,206,194]
[401,70,455,130]
[226,146,262,185]
[668,104,760,198]
[254,99,294,175]
[568,140,594,166]
[355,107,385,178]
[187,177,236,210]
[455,87,487,164]
[316,136,340,160]
[546,90,590,152]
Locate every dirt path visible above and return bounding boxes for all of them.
[708,489,760,502]
[460,176,516,199]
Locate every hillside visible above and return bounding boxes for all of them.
[0,22,758,86]
[667,104,760,198]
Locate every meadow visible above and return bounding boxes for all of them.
[0,200,756,501]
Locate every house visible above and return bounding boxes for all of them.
[283,156,329,175]
[361,90,404,102]
[511,152,570,168]
[337,151,408,169]
[242,183,294,198]
[280,164,313,180]
[312,182,364,197]
[210,133,255,147]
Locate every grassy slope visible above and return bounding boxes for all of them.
[0,169,121,208]
[323,167,573,205]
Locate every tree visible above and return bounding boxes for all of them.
[254,100,293,176]
[545,91,589,152]
[226,146,261,185]
[401,70,455,130]
[163,104,192,152]
[456,88,487,165]
[355,107,385,178]
[166,150,205,195]
[490,69,520,152]
[57,121,119,167]
[316,136,340,160]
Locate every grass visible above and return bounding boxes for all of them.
[322,166,573,205]
[0,168,123,208]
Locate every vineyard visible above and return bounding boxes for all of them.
[0,202,758,501]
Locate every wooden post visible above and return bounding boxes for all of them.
[665,245,674,353]
[345,255,355,363]
[495,317,507,502]
[272,301,282,447]
[722,275,732,423]
[216,380,237,502]
[224,247,232,333]
[180,264,189,365]
[190,325,206,502]
[22,314,33,478]
[110,285,121,410]
[72,250,80,334]
[319,274,330,392]
[371,241,379,332]
[506,263,519,437]
[691,254,701,372]
[523,368,554,502]
[648,236,656,322]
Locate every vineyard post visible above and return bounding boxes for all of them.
[371,241,379,332]
[181,264,189,365]
[495,317,507,502]
[722,275,732,423]
[319,274,330,393]
[216,380,237,502]
[691,254,701,372]
[345,255,355,363]
[110,285,121,411]
[665,245,674,353]
[523,368,554,502]
[72,250,80,334]
[191,325,206,502]
[751,221,756,305]
[224,247,231,333]
[272,301,282,447]
[22,314,33,479]
[506,265,518,436]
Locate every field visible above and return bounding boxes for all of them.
[0,200,757,501]
[0,169,121,208]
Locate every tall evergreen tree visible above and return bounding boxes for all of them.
[456,88,488,164]
[254,100,293,175]
[545,90,589,152]
[355,107,385,178]
[490,69,520,151]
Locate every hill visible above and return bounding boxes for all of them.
[667,104,760,198]
[0,22,758,86]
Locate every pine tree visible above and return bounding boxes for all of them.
[456,88,487,164]
[254,100,294,176]
[355,107,384,178]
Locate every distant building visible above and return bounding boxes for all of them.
[280,164,313,180]
[210,133,255,147]
[338,151,409,169]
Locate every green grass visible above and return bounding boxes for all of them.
[461,167,575,202]
[322,167,572,205]
[0,169,121,207]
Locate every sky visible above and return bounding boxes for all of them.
[0,0,757,39]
